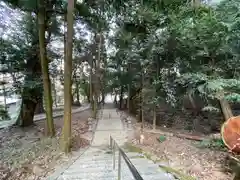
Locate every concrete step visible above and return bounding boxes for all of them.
[115,167,176,180]
[118,173,176,180]
[53,106,177,180]
[75,154,112,161]
[65,162,113,172]
[119,152,176,180]
[57,174,115,180]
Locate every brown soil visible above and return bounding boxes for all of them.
[0,109,95,180]
[127,121,234,180]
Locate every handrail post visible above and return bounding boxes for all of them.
[110,136,144,180]
[118,150,121,180]
[113,141,116,170]
[110,136,112,149]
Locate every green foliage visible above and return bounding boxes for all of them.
[2,0,240,121]
[176,73,240,101]
[158,135,166,143]
[195,138,225,150]
[79,79,89,97]
[226,93,240,103]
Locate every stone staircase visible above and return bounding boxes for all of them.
[57,144,176,180]
[51,104,176,180]
[120,151,176,180]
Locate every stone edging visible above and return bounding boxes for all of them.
[0,105,90,129]
[34,105,90,121]
[46,106,102,180]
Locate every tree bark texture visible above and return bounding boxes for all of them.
[219,98,233,121]
[61,0,75,153]
[38,0,55,136]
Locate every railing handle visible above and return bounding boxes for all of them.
[110,135,144,180]
[118,150,121,180]
[113,140,116,170]
[110,136,112,149]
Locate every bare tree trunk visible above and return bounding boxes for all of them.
[92,32,102,118]
[16,49,42,127]
[153,106,156,130]
[86,84,90,103]
[141,70,144,130]
[35,96,44,114]
[17,76,41,126]
[219,98,233,121]
[71,92,74,104]
[127,62,131,113]
[93,93,98,119]
[18,99,37,126]
[92,73,97,119]
[89,59,94,114]
[119,86,123,109]
[38,0,55,136]
[114,93,117,104]
[52,77,58,107]
[2,83,7,111]
[76,82,80,105]
[101,90,105,104]
[61,0,75,153]
[153,60,159,130]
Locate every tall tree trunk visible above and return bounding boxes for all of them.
[219,98,233,121]
[101,90,105,104]
[127,62,131,113]
[52,77,58,107]
[18,99,37,126]
[93,93,97,119]
[92,74,97,118]
[141,70,144,129]
[76,82,80,105]
[114,93,117,104]
[86,85,90,103]
[153,59,161,130]
[61,0,75,153]
[35,95,44,114]
[2,83,7,111]
[16,42,43,127]
[71,92,74,104]
[138,90,142,122]
[38,0,55,136]
[17,74,42,126]
[92,75,97,118]
[119,86,123,109]
[153,106,156,130]
[153,61,159,130]
[92,32,102,118]
[89,59,94,112]
[35,82,44,114]
[188,92,197,109]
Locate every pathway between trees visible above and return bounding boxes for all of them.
[0,104,90,129]
[48,104,176,180]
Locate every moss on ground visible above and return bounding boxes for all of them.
[123,142,143,153]
[123,142,196,180]
[158,164,196,180]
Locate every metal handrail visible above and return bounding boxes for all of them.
[109,136,144,180]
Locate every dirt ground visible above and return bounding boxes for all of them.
[125,119,234,180]
[0,109,95,180]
